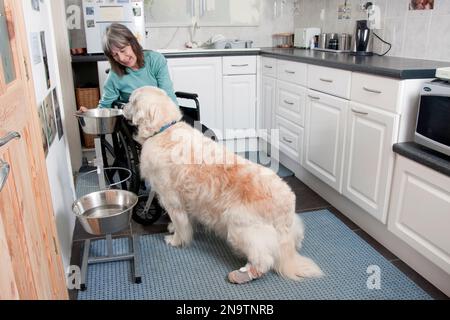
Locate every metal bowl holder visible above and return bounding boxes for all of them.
[77,124,142,291]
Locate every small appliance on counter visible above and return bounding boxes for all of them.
[414,78,450,157]
[314,32,352,53]
[351,19,374,56]
[272,33,294,48]
[294,27,321,48]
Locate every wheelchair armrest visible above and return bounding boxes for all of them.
[175,91,198,100]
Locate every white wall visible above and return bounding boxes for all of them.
[66,0,295,50]
[294,0,450,62]
[145,0,295,49]
[21,0,77,273]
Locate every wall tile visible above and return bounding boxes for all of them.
[383,17,406,57]
[433,0,450,15]
[402,15,431,58]
[385,0,409,18]
[425,14,450,61]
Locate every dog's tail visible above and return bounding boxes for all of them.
[275,215,323,280]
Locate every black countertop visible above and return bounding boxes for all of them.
[393,142,450,177]
[72,47,450,79]
[260,47,450,79]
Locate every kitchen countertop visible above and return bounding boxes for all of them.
[393,142,450,177]
[260,47,450,79]
[71,47,450,79]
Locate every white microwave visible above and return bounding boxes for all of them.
[414,80,450,157]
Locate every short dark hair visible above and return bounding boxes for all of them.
[102,23,145,76]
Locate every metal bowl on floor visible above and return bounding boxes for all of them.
[75,108,123,135]
[72,189,138,235]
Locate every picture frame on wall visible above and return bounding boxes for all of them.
[409,0,434,10]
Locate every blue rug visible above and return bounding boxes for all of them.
[77,209,432,300]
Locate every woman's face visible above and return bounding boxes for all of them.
[111,45,138,69]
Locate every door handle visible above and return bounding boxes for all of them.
[231,64,249,67]
[0,158,10,192]
[283,99,294,105]
[319,78,333,83]
[0,131,21,147]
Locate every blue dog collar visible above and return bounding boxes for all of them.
[152,121,177,137]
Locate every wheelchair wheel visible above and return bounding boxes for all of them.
[132,195,165,225]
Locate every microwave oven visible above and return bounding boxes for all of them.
[414,80,450,157]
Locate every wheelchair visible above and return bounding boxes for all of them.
[98,91,214,225]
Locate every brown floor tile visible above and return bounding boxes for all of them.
[283,176,332,213]
[391,260,449,300]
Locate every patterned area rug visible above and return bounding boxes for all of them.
[77,209,432,300]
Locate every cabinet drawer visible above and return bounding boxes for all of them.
[261,57,277,77]
[223,56,257,75]
[276,80,306,127]
[274,115,303,163]
[351,72,401,113]
[307,65,351,99]
[277,60,307,86]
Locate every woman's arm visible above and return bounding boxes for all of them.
[152,53,178,105]
[98,74,120,108]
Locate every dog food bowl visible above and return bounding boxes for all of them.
[72,189,138,235]
[75,108,123,135]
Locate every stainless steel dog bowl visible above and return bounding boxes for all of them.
[75,108,123,135]
[72,189,138,235]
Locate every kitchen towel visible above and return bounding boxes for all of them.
[77,209,432,300]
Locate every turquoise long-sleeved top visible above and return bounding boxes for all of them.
[98,50,178,107]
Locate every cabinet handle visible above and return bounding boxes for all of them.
[283,99,294,105]
[285,70,295,74]
[351,108,369,115]
[319,78,333,83]
[231,64,249,67]
[363,86,382,94]
[308,95,320,100]
[264,65,273,69]
[282,137,293,143]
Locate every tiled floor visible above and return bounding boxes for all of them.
[69,175,448,300]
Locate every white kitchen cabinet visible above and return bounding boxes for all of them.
[145,0,261,27]
[274,115,304,165]
[167,57,223,135]
[260,76,276,141]
[304,89,348,193]
[388,155,450,274]
[223,74,256,139]
[343,101,399,223]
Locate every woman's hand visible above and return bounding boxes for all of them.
[78,106,89,112]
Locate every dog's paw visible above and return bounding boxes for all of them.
[167,222,175,234]
[164,234,183,247]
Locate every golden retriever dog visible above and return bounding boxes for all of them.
[123,86,323,284]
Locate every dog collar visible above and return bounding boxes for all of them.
[152,121,177,137]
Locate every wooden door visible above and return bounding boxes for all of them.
[0,0,67,299]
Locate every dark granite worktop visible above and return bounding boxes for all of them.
[260,47,450,79]
[393,142,450,177]
[71,47,450,79]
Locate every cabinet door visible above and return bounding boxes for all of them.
[223,74,256,139]
[168,57,223,135]
[304,90,348,193]
[260,76,276,141]
[388,155,450,274]
[145,0,194,27]
[343,102,398,223]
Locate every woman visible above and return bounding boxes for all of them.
[79,23,177,111]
